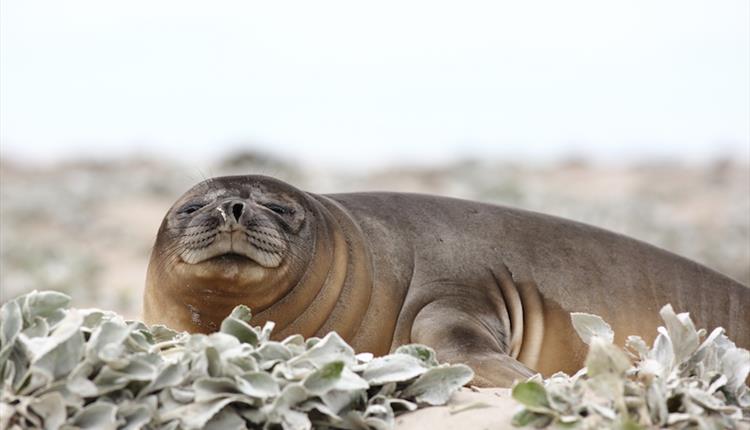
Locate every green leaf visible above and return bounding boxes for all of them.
[334,367,370,392]
[19,308,83,362]
[22,290,71,322]
[511,408,553,427]
[512,381,550,408]
[219,306,258,345]
[86,320,131,362]
[394,344,439,367]
[228,304,253,322]
[149,324,180,343]
[302,362,368,395]
[22,310,85,381]
[321,389,363,415]
[70,401,118,430]
[22,316,50,339]
[204,407,247,430]
[138,361,186,397]
[288,332,355,369]
[254,341,292,364]
[401,364,473,405]
[29,392,66,430]
[362,353,428,385]
[120,402,153,430]
[67,377,98,397]
[263,384,311,429]
[160,397,239,430]
[219,318,259,346]
[0,301,22,347]
[193,377,241,402]
[235,372,280,399]
[303,361,344,395]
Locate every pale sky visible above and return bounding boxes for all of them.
[1,1,748,167]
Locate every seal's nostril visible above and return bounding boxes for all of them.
[231,203,244,221]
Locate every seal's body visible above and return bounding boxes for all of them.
[144,176,750,386]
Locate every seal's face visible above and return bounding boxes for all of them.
[145,175,322,329]
[171,182,304,268]
[153,175,313,291]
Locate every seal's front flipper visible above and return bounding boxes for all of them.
[411,298,535,387]
[459,352,535,387]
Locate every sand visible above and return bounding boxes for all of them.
[396,388,519,430]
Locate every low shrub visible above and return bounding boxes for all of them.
[0,291,472,429]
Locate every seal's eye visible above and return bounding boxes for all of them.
[263,203,293,216]
[178,203,205,215]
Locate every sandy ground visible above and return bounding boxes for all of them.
[395,388,517,430]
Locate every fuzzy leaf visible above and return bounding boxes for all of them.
[204,407,247,430]
[193,377,241,402]
[303,361,345,395]
[288,332,355,369]
[219,318,258,346]
[228,304,253,322]
[0,301,22,347]
[585,337,631,376]
[30,392,67,430]
[70,401,118,430]
[362,354,428,385]
[235,372,280,399]
[161,397,239,430]
[512,380,550,408]
[512,409,552,427]
[22,290,71,322]
[86,320,130,362]
[401,364,473,405]
[20,309,83,362]
[570,312,614,345]
[721,347,750,394]
[659,304,699,365]
[393,344,439,367]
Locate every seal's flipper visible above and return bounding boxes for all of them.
[411,298,535,387]
[461,353,535,387]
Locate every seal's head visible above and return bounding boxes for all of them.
[145,175,317,329]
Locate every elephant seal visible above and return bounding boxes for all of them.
[144,175,750,386]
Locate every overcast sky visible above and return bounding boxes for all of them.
[1,1,748,167]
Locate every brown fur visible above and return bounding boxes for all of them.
[144,175,750,386]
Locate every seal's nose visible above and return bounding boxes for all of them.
[230,202,244,222]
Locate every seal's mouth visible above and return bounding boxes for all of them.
[209,252,253,263]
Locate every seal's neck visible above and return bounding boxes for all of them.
[251,194,374,341]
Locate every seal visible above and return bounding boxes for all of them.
[144,175,750,386]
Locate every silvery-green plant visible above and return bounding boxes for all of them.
[0,290,473,430]
[511,305,750,429]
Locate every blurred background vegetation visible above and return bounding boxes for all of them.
[1,152,747,318]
